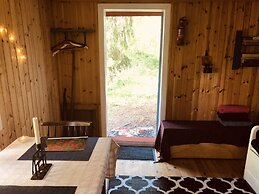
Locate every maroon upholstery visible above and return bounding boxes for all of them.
[217,105,250,113]
[155,120,254,161]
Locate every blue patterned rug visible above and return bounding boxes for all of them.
[117,146,155,161]
[108,176,255,194]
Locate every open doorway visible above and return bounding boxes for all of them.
[105,13,161,140]
[98,4,171,143]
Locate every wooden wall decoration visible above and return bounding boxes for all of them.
[0,0,60,150]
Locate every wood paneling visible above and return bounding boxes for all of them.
[51,0,259,125]
[50,1,100,132]
[2,0,259,149]
[0,0,60,149]
[167,0,259,121]
[51,1,98,106]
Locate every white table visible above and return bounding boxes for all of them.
[0,136,118,194]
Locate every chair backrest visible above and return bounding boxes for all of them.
[41,121,91,137]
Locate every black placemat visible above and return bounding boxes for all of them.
[117,146,155,161]
[0,185,77,194]
[18,137,98,161]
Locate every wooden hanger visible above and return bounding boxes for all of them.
[51,32,88,56]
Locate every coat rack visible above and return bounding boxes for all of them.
[51,28,94,56]
[51,28,95,120]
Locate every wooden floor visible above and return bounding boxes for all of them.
[116,158,246,178]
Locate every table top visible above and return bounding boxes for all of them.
[0,136,118,194]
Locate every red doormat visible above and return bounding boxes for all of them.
[109,127,156,146]
[45,137,86,151]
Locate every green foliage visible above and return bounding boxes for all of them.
[105,16,135,80]
[107,62,158,99]
[105,16,160,101]
[108,55,131,81]
[130,51,159,70]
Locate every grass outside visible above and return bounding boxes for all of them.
[107,54,158,136]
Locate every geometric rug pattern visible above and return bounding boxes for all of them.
[108,176,255,194]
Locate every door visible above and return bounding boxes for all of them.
[98,4,171,138]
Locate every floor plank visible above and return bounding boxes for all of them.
[116,158,246,178]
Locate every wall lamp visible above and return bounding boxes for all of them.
[176,17,188,46]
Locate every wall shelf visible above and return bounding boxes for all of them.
[232,30,259,70]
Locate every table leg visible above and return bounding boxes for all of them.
[102,179,109,194]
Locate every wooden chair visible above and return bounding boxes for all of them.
[41,121,91,137]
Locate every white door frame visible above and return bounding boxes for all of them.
[98,3,171,136]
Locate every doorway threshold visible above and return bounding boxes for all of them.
[111,136,155,147]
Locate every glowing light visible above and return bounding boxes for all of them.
[16,48,22,53]
[9,34,15,42]
[0,27,7,34]
[20,55,26,60]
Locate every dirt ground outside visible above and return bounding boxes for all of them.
[107,96,157,137]
[106,62,159,138]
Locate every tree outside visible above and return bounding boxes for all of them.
[105,16,162,137]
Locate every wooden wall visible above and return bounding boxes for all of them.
[0,0,258,149]
[167,0,259,121]
[0,0,60,149]
[51,0,259,125]
[50,1,99,107]
[50,1,100,134]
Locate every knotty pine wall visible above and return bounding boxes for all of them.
[51,0,259,124]
[167,0,259,121]
[0,0,60,149]
[2,0,258,149]
[51,1,99,107]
